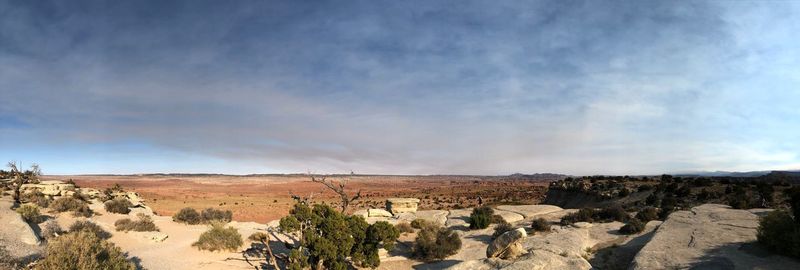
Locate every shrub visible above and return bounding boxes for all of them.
[531,218,550,232]
[21,191,50,208]
[396,222,414,234]
[41,220,64,241]
[561,208,596,225]
[596,205,629,222]
[115,213,159,232]
[635,207,659,222]
[16,204,44,223]
[173,207,202,224]
[50,197,84,212]
[618,188,631,197]
[193,222,243,252]
[412,224,461,261]
[69,220,111,239]
[411,218,434,229]
[469,206,494,230]
[104,198,132,214]
[35,230,135,270]
[619,219,645,235]
[0,245,15,270]
[201,208,232,223]
[491,222,514,240]
[248,232,269,242]
[50,197,93,217]
[757,210,800,258]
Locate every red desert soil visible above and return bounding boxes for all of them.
[44,174,552,223]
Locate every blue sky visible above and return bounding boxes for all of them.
[1,0,799,175]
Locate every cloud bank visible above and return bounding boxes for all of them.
[1,1,799,175]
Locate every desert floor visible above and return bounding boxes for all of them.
[43,174,551,223]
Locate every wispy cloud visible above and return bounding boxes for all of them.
[0,1,798,175]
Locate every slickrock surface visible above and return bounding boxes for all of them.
[386,198,420,215]
[495,205,563,219]
[0,198,42,259]
[630,204,800,270]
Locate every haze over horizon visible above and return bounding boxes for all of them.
[2,1,799,175]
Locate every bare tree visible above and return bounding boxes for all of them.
[8,161,40,204]
[309,173,362,213]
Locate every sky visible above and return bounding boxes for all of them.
[1,0,799,175]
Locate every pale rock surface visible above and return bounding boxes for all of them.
[487,228,527,259]
[446,208,473,228]
[352,209,368,218]
[494,209,524,224]
[20,180,76,197]
[630,204,800,270]
[368,208,393,217]
[0,197,42,260]
[385,198,420,215]
[495,204,563,219]
[412,210,449,226]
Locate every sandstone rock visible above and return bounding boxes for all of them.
[496,205,563,219]
[20,180,75,197]
[140,232,169,243]
[368,208,393,217]
[487,228,527,259]
[572,222,592,229]
[385,198,420,215]
[446,208,473,228]
[352,209,368,218]
[630,204,800,270]
[494,209,524,224]
[78,188,102,199]
[413,210,449,226]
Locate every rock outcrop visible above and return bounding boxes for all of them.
[630,204,800,269]
[0,198,42,260]
[487,228,527,259]
[385,198,419,215]
[368,208,393,218]
[495,205,563,219]
[20,180,76,197]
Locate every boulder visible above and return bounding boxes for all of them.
[78,188,101,199]
[413,210,449,226]
[495,205,563,219]
[352,209,368,218]
[385,198,420,215]
[487,228,527,259]
[20,180,76,197]
[630,204,800,269]
[368,208,393,218]
[494,209,524,224]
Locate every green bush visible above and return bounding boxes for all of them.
[491,222,514,240]
[200,208,232,223]
[115,213,159,232]
[635,207,659,222]
[104,198,132,214]
[35,230,135,270]
[560,208,596,225]
[192,222,243,252]
[68,220,111,239]
[757,210,800,258]
[173,207,202,224]
[412,224,461,261]
[17,204,44,223]
[619,219,645,235]
[531,218,550,232]
[596,205,629,222]
[469,206,494,230]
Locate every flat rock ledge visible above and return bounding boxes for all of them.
[630,204,800,270]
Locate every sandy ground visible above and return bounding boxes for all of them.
[44,174,551,223]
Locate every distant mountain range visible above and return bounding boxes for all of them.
[675,170,800,177]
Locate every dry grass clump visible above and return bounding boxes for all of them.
[531,218,550,232]
[68,220,111,239]
[51,197,93,217]
[396,222,414,234]
[35,230,135,270]
[41,220,64,241]
[115,213,159,232]
[491,222,514,240]
[619,218,645,235]
[410,218,434,229]
[193,222,243,252]
[104,198,132,214]
[248,231,269,242]
[21,191,51,208]
[16,204,44,223]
